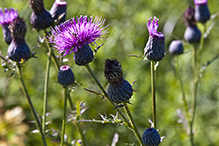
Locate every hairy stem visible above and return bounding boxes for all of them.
[16,65,47,146]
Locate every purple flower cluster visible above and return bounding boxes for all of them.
[48,16,108,56]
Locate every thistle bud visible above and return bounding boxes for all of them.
[73,43,94,66]
[29,0,53,30]
[7,17,31,62]
[50,0,67,24]
[184,24,201,44]
[58,65,75,86]
[183,7,201,44]
[194,0,210,23]
[144,17,165,61]
[169,40,184,55]
[104,59,133,104]
[108,78,133,104]
[142,128,161,146]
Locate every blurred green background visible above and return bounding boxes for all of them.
[0,0,219,145]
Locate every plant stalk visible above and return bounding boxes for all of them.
[123,103,144,146]
[42,44,51,134]
[61,88,68,146]
[150,61,156,128]
[16,65,47,146]
[174,56,188,113]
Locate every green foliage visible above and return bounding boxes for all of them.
[0,0,219,145]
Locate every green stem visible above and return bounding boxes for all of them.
[123,103,144,146]
[43,30,61,71]
[190,24,206,146]
[42,44,52,134]
[174,57,188,113]
[84,64,131,128]
[16,65,47,146]
[61,88,68,146]
[150,61,156,128]
[67,89,88,146]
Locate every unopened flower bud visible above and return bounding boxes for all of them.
[142,128,161,146]
[7,17,31,62]
[50,0,67,24]
[29,0,53,30]
[58,65,75,86]
[108,78,133,104]
[194,0,210,23]
[104,59,133,104]
[169,40,184,55]
[184,24,201,44]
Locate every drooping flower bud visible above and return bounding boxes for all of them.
[50,0,67,24]
[58,65,75,86]
[194,0,210,23]
[144,17,165,61]
[142,128,161,146]
[0,8,18,44]
[169,40,184,55]
[104,59,133,104]
[7,17,31,62]
[29,0,53,30]
[73,44,94,66]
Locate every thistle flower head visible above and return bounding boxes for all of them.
[144,17,165,61]
[147,17,164,38]
[58,65,75,86]
[142,128,161,146]
[48,15,108,56]
[0,8,18,25]
[194,0,207,5]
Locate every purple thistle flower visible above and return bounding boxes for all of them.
[0,8,18,45]
[0,8,18,25]
[48,15,108,56]
[146,17,164,38]
[144,17,165,61]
